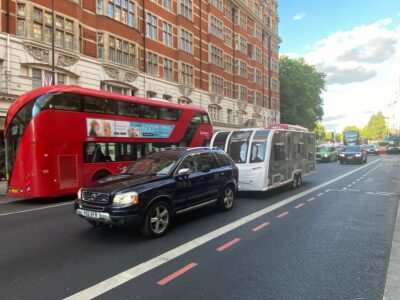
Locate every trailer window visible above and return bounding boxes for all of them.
[250,130,269,163]
[213,132,230,150]
[274,143,285,161]
[227,131,252,163]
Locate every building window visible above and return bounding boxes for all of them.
[254,68,262,85]
[162,22,173,47]
[32,7,74,50]
[16,3,26,37]
[237,111,244,125]
[101,83,136,95]
[253,47,262,63]
[209,0,223,10]
[32,68,67,89]
[225,55,233,73]
[224,27,232,46]
[163,58,173,81]
[235,85,248,102]
[234,9,247,29]
[271,78,279,91]
[235,34,247,53]
[210,74,223,95]
[235,59,247,78]
[209,15,223,39]
[254,91,262,106]
[208,105,220,122]
[106,35,137,67]
[179,0,193,21]
[224,1,233,20]
[210,45,224,68]
[255,24,263,41]
[179,97,191,105]
[263,96,269,108]
[180,63,193,86]
[103,0,135,27]
[163,94,172,101]
[225,81,233,98]
[253,114,263,127]
[147,91,157,98]
[180,29,193,54]
[248,19,255,36]
[163,0,172,10]
[97,33,104,59]
[147,52,158,76]
[227,109,234,123]
[271,58,279,73]
[146,13,157,39]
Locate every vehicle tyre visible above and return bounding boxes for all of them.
[141,201,171,238]
[292,175,298,189]
[218,185,235,211]
[297,174,303,187]
[92,170,111,182]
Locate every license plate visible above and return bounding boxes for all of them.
[347,156,353,159]
[82,210,100,219]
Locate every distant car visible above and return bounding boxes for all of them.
[364,144,379,155]
[75,148,239,237]
[339,145,367,164]
[387,147,400,155]
[316,145,338,162]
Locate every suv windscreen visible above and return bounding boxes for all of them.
[124,151,180,176]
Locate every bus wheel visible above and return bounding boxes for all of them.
[92,171,111,182]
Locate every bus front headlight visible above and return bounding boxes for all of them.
[113,192,139,205]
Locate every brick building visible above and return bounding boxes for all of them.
[0,0,280,132]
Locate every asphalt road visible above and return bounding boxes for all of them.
[0,155,399,300]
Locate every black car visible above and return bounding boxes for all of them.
[338,145,367,164]
[75,148,238,237]
[365,144,379,155]
[387,147,400,155]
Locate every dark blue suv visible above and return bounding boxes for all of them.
[75,148,238,237]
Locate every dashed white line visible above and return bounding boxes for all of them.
[0,202,73,217]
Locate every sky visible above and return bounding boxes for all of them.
[278,0,400,132]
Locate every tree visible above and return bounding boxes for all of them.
[363,112,387,141]
[279,56,326,130]
[335,132,344,142]
[343,125,361,132]
[314,122,326,143]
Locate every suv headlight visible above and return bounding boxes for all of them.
[77,188,82,200]
[340,153,345,157]
[113,192,139,205]
[355,153,361,157]
[323,154,328,157]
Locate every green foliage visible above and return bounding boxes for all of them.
[362,112,387,141]
[279,56,326,130]
[314,122,326,142]
[335,132,344,142]
[343,125,361,132]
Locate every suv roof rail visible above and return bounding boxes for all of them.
[184,147,222,151]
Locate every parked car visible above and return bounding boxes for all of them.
[316,145,338,162]
[75,148,238,237]
[364,144,379,155]
[338,145,367,164]
[387,147,400,155]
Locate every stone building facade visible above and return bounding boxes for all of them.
[0,0,280,132]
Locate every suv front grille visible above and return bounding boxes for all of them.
[82,191,110,204]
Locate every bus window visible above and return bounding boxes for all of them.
[201,113,211,124]
[250,130,269,163]
[191,113,203,124]
[213,132,230,150]
[45,93,81,111]
[227,131,252,163]
[116,101,139,117]
[83,96,116,114]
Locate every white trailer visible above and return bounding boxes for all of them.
[210,126,316,192]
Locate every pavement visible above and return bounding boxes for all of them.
[0,155,400,299]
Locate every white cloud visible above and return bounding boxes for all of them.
[300,18,400,132]
[293,12,306,21]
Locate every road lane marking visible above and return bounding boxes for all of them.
[307,197,315,202]
[216,238,241,251]
[325,189,330,193]
[157,263,198,286]
[294,203,304,209]
[276,211,289,218]
[366,192,396,197]
[317,193,324,196]
[0,202,73,217]
[347,185,352,187]
[252,222,270,232]
[64,159,382,300]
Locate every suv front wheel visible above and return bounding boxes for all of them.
[218,185,235,211]
[141,201,171,237]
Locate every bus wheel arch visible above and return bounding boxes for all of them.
[91,170,112,182]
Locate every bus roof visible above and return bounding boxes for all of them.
[6,85,207,127]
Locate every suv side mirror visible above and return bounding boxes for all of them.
[176,168,190,178]
[201,165,211,173]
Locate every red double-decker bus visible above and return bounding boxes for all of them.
[5,85,213,198]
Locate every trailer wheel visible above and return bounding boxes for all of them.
[297,175,303,187]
